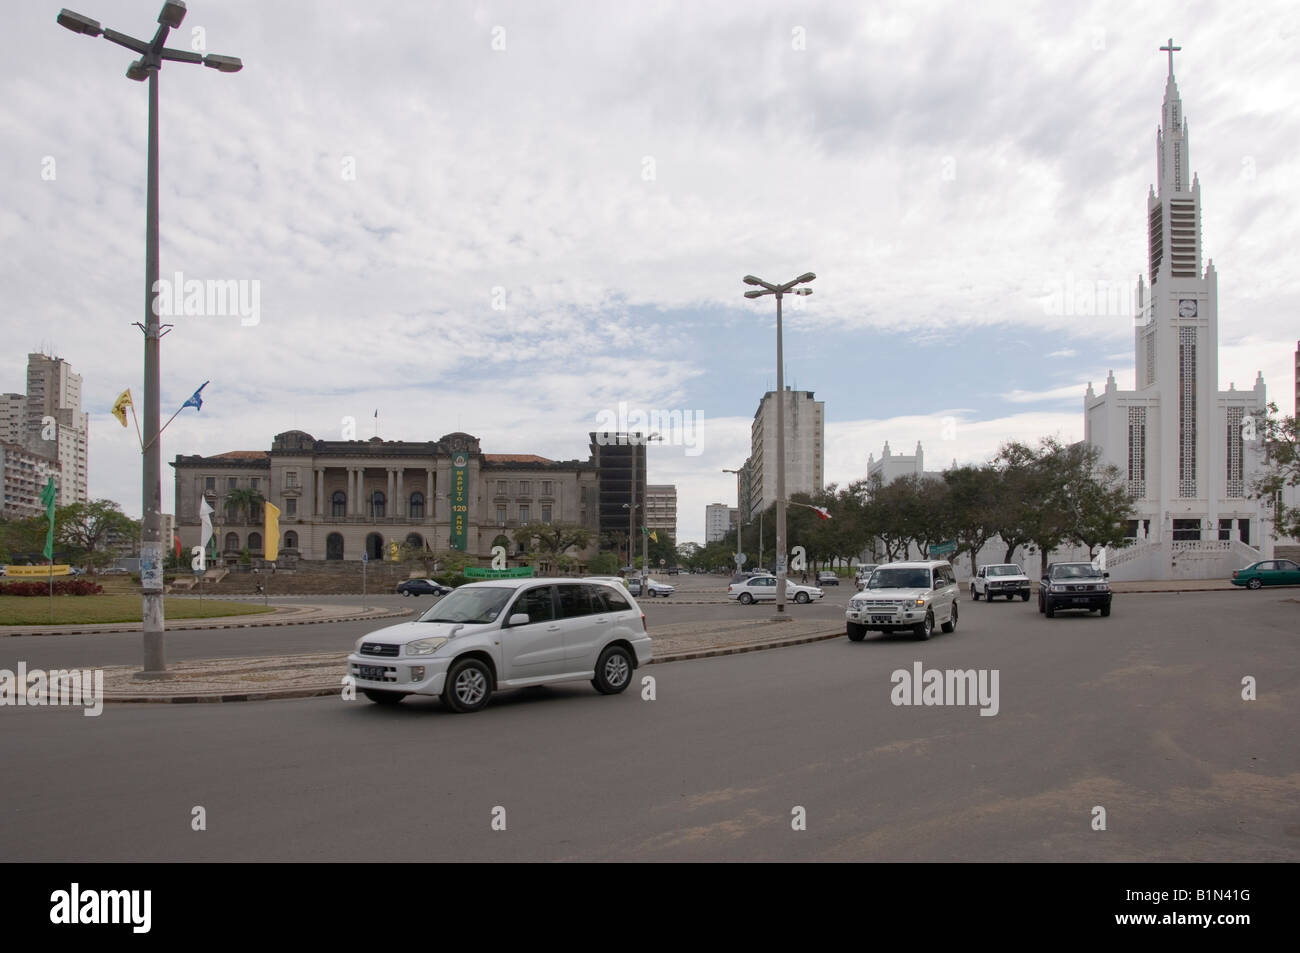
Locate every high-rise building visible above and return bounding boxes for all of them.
[1,393,26,445]
[1293,339,1298,417]
[644,484,677,540]
[748,388,823,516]
[1084,45,1269,563]
[705,503,737,543]
[23,353,88,506]
[588,433,646,548]
[1,441,60,520]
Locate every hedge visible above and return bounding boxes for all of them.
[0,580,105,597]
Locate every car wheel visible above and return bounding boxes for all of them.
[1247,578,1262,590]
[1021,592,1030,602]
[739,592,754,605]
[941,602,957,633]
[592,645,634,695]
[846,622,866,642]
[401,590,411,597]
[1038,593,1045,614]
[914,612,934,641]
[1045,602,1055,618]
[1100,605,1111,617]
[795,591,810,604]
[442,657,492,713]
[971,587,980,601]
[363,690,406,705]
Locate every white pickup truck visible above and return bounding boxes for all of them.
[970,563,1032,601]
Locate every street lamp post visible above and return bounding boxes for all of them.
[639,433,662,592]
[742,272,816,615]
[58,3,242,674]
[722,466,745,571]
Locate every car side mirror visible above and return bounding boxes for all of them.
[507,613,531,627]
[1103,572,1110,579]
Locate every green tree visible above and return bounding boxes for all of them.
[588,551,620,574]
[225,487,264,525]
[55,500,140,572]
[0,515,49,564]
[513,522,593,563]
[944,465,1003,575]
[1249,402,1300,539]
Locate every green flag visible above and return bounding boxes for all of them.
[40,476,56,561]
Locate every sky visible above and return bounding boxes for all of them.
[2,0,1298,544]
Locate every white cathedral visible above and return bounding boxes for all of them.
[1083,41,1273,580]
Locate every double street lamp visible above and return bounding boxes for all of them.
[722,466,745,572]
[58,2,242,674]
[742,272,815,615]
[624,432,662,589]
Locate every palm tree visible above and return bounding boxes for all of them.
[225,487,265,525]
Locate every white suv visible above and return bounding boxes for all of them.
[347,578,653,713]
[971,563,1032,602]
[845,560,959,641]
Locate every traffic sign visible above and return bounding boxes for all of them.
[734,553,746,566]
[659,558,665,566]
[361,552,368,563]
[929,541,956,556]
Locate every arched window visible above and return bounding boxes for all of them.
[284,531,298,550]
[405,533,423,550]
[366,533,384,560]
[371,491,386,518]
[224,532,239,552]
[332,491,346,518]
[326,533,344,560]
[248,532,263,553]
[409,491,424,519]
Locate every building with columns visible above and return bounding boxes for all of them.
[172,431,601,567]
[1083,43,1272,579]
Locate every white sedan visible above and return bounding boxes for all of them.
[727,574,824,605]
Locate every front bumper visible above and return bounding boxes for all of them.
[985,582,1031,596]
[845,604,931,629]
[346,652,451,696]
[1043,590,1112,611]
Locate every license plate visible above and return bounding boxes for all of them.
[870,615,892,624]
[1071,597,1090,603]
[357,665,388,680]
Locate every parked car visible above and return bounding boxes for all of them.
[1038,562,1112,617]
[1231,559,1300,589]
[727,574,824,605]
[627,577,674,597]
[395,578,453,597]
[583,575,628,590]
[854,564,878,588]
[971,563,1032,601]
[816,571,839,586]
[845,560,959,641]
[347,578,653,712]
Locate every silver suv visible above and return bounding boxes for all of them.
[347,578,653,713]
[845,560,959,641]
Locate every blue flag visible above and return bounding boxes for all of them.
[183,380,210,412]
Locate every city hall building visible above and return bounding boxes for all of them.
[172,430,601,567]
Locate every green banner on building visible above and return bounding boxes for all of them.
[464,566,535,579]
[450,453,469,551]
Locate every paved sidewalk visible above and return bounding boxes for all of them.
[98,616,844,704]
[0,603,411,638]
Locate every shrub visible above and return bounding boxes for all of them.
[0,579,104,597]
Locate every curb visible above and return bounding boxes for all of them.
[0,606,411,638]
[100,627,848,704]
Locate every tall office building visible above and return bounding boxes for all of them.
[23,353,88,506]
[705,503,737,543]
[0,393,25,444]
[644,484,677,540]
[748,388,824,516]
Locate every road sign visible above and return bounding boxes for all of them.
[361,552,368,563]
[659,558,665,566]
[734,553,746,566]
[929,541,956,557]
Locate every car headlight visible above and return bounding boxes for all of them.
[914,597,927,606]
[1050,584,1066,592]
[407,637,448,656]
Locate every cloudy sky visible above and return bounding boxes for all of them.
[3,0,1298,543]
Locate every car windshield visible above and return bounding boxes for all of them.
[1050,564,1100,580]
[988,566,1022,576]
[869,568,931,590]
[417,586,514,624]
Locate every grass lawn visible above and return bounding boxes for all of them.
[0,594,273,626]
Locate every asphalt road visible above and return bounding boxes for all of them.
[2,588,1296,861]
[0,585,851,670]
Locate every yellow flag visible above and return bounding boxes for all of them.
[111,388,133,427]
[649,531,658,543]
[264,501,281,561]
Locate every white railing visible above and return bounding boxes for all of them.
[1105,541,1159,567]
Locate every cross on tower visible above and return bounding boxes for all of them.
[1160,37,1181,77]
